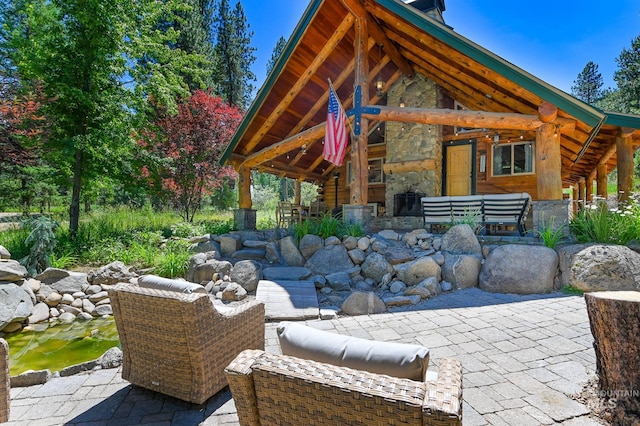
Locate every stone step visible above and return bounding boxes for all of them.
[256,279,319,320]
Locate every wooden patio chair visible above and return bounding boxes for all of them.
[108,283,265,404]
[309,200,328,218]
[276,201,300,228]
[0,338,8,423]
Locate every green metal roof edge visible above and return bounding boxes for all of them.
[602,110,640,129]
[220,0,324,165]
[377,0,605,128]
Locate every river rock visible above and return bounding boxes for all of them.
[394,256,441,286]
[377,230,400,241]
[221,282,247,301]
[298,234,323,260]
[347,248,366,265]
[343,236,359,250]
[383,245,416,265]
[10,369,52,387]
[0,260,28,282]
[441,224,482,256]
[442,253,482,289]
[357,237,370,251]
[229,260,262,292]
[360,253,393,283]
[557,243,640,291]
[0,283,34,331]
[189,259,233,283]
[341,291,386,315]
[279,236,305,267]
[28,302,50,324]
[480,244,558,294]
[305,244,355,275]
[99,347,123,369]
[58,312,76,323]
[94,304,113,316]
[44,291,62,306]
[325,272,351,291]
[0,245,10,259]
[219,234,242,256]
[88,261,136,286]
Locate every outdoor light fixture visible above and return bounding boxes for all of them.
[376,79,384,97]
[399,99,405,108]
[493,133,500,145]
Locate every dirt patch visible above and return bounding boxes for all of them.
[573,377,640,425]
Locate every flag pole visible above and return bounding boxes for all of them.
[327,78,355,138]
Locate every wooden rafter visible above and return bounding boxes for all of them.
[257,160,326,182]
[342,0,414,78]
[240,14,355,156]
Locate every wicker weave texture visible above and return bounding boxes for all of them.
[109,284,264,404]
[0,338,9,423]
[225,350,462,426]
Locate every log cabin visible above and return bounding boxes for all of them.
[222,0,640,232]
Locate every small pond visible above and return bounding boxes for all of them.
[4,318,120,376]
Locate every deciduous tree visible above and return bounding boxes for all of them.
[140,90,241,221]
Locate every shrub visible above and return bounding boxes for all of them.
[536,216,566,249]
[20,216,59,275]
[570,195,640,245]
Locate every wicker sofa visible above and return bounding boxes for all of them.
[225,348,463,426]
[109,283,265,404]
[0,338,8,423]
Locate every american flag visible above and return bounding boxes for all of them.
[324,86,348,166]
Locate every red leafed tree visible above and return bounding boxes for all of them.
[141,90,241,221]
[0,91,46,170]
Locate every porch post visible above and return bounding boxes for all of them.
[294,180,301,205]
[616,128,634,204]
[596,163,608,200]
[535,123,562,200]
[351,17,369,207]
[234,166,256,230]
[586,176,594,204]
[578,177,586,210]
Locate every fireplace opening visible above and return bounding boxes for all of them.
[394,191,425,216]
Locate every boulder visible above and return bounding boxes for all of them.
[360,253,393,283]
[10,369,52,387]
[305,244,355,276]
[406,277,439,299]
[219,234,242,256]
[0,260,28,282]
[324,236,341,246]
[377,230,400,241]
[229,260,262,292]
[263,267,311,281]
[221,282,247,301]
[298,234,323,260]
[557,244,640,292]
[442,253,482,290]
[93,304,113,316]
[37,269,89,294]
[99,347,123,369]
[0,245,10,260]
[325,272,351,291]
[341,291,386,315]
[279,236,306,267]
[0,283,34,330]
[394,256,441,286]
[347,248,366,265]
[88,261,136,286]
[188,259,232,283]
[58,312,76,322]
[383,246,415,265]
[231,249,266,260]
[389,280,407,294]
[441,224,482,256]
[343,236,359,250]
[357,237,370,251]
[188,239,221,255]
[480,244,558,294]
[265,241,285,264]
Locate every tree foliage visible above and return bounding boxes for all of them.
[612,35,640,114]
[140,90,241,221]
[571,61,604,105]
[267,36,287,75]
[213,0,256,109]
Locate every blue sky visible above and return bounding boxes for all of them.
[243,0,640,95]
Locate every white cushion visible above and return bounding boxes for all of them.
[137,275,207,294]
[277,321,429,381]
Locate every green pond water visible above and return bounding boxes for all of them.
[4,318,120,376]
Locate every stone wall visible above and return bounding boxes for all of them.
[385,74,442,216]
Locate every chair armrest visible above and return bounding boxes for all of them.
[424,357,463,425]
[216,300,265,352]
[225,349,265,426]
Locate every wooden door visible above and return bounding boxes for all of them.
[446,144,472,195]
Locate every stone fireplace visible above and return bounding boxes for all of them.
[385,74,443,217]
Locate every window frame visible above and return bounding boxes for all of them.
[491,141,535,177]
[347,157,386,186]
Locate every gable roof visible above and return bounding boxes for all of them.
[223,0,640,186]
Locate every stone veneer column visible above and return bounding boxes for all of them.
[385,74,442,216]
[532,200,570,236]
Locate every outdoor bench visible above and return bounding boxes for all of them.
[421,192,532,235]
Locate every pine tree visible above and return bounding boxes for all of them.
[267,36,287,75]
[213,0,256,109]
[571,61,604,105]
[613,35,640,114]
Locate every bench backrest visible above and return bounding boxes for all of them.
[422,196,452,224]
[482,193,531,225]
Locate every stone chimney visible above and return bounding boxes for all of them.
[404,0,446,22]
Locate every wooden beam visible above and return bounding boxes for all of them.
[237,167,252,209]
[257,160,326,183]
[241,123,326,169]
[587,142,617,180]
[536,123,563,200]
[342,0,414,78]
[538,102,558,123]
[240,14,355,156]
[616,128,634,203]
[383,159,436,174]
[364,105,575,131]
[351,16,369,206]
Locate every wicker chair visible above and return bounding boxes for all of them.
[109,284,265,404]
[0,338,9,423]
[225,349,463,426]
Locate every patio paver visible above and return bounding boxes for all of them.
[5,288,605,425]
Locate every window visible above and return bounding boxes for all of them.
[492,142,534,176]
[347,158,385,185]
